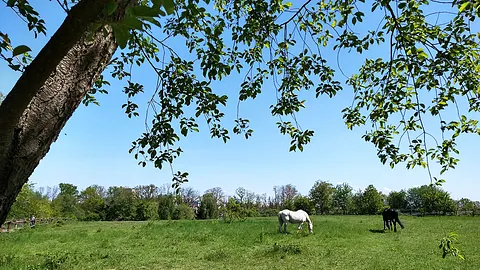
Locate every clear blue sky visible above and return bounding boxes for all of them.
[1,2,478,200]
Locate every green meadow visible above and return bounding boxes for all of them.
[1,215,479,269]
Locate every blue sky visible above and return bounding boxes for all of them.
[1,2,478,200]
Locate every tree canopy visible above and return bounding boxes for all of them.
[7,180,474,222]
[0,0,479,223]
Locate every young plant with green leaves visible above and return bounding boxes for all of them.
[439,232,465,260]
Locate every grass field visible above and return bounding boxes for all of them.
[0,215,479,269]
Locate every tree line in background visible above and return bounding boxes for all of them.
[5,180,479,223]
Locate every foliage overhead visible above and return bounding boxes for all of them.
[1,0,479,190]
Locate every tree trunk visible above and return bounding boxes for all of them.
[0,0,133,225]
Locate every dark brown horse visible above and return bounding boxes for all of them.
[382,208,404,232]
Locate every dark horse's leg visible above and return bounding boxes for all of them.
[382,209,390,230]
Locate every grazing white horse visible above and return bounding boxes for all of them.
[278,209,313,234]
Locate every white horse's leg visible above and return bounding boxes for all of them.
[297,222,303,231]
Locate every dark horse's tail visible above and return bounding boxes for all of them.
[394,211,405,229]
[396,216,405,229]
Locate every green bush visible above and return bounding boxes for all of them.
[158,195,175,220]
[172,204,195,220]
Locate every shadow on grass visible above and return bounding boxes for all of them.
[369,229,386,233]
[277,231,312,237]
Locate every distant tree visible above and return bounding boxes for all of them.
[134,200,150,221]
[7,183,53,219]
[293,195,315,215]
[157,194,175,220]
[79,185,106,221]
[180,187,200,207]
[255,193,267,209]
[351,190,363,215]
[235,187,247,204]
[361,185,385,215]
[352,185,384,215]
[379,192,388,206]
[233,187,256,208]
[105,186,137,221]
[283,184,298,203]
[407,185,455,215]
[8,184,35,219]
[332,183,354,215]
[134,200,159,220]
[387,190,408,210]
[172,204,195,220]
[475,202,480,216]
[272,186,282,208]
[158,183,173,195]
[46,185,59,201]
[309,181,334,214]
[197,193,218,219]
[52,183,81,218]
[134,184,159,201]
[245,190,257,208]
[458,198,476,216]
[222,197,247,223]
[273,184,298,209]
[282,198,295,211]
[406,186,425,212]
[205,187,225,206]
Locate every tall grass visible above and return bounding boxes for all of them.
[0,215,478,269]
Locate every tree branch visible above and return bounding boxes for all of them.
[280,0,312,26]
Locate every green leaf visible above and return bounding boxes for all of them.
[130,6,161,17]
[86,22,103,41]
[6,0,17,7]
[139,16,161,27]
[104,0,118,16]
[122,16,144,30]
[12,45,31,57]
[160,0,175,15]
[459,2,470,13]
[112,24,130,49]
[181,128,187,136]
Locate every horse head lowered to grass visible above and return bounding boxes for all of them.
[278,209,313,234]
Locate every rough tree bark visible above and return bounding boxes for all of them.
[0,0,132,224]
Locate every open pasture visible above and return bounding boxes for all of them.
[0,215,479,269]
